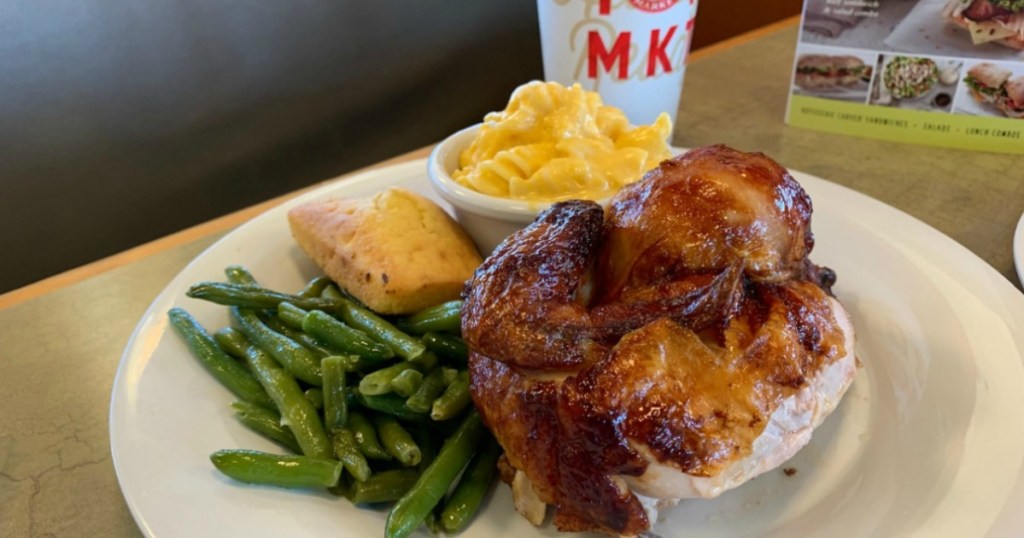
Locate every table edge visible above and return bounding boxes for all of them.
[0,147,432,309]
[689,14,800,63]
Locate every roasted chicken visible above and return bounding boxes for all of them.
[462,145,856,536]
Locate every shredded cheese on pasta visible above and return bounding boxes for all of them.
[452,81,673,203]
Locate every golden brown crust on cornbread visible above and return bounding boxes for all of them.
[288,187,482,315]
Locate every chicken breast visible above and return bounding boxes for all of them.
[621,299,856,502]
[462,145,857,536]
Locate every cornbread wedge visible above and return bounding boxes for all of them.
[288,188,482,315]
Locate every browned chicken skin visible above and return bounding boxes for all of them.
[462,145,855,536]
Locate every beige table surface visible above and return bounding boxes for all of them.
[2,17,1022,537]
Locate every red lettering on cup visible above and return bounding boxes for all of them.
[587,31,631,79]
[647,25,677,76]
[599,0,612,15]
[629,0,678,12]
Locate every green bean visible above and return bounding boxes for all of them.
[374,416,421,466]
[337,354,379,373]
[357,393,430,423]
[347,411,391,460]
[302,310,394,362]
[400,300,462,335]
[321,283,358,303]
[405,368,448,414]
[431,370,472,421]
[347,469,419,505]
[411,349,439,371]
[261,313,337,358]
[328,473,350,499]
[210,449,341,488]
[276,301,309,330]
[333,428,371,482]
[214,327,266,366]
[424,513,442,535]
[336,298,425,361]
[385,411,485,538]
[441,366,459,386]
[224,264,258,286]
[230,401,301,454]
[222,320,332,459]
[439,435,502,533]
[390,370,423,398]
[167,308,274,409]
[412,425,437,475]
[304,388,324,410]
[421,332,468,366]
[281,351,362,376]
[231,307,322,386]
[214,333,246,361]
[321,356,348,431]
[187,281,341,311]
[359,362,418,396]
[297,275,333,298]
[261,367,332,459]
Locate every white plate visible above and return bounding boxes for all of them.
[110,159,1024,537]
[1015,212,1024,286]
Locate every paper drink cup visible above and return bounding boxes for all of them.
[537,0,698,126]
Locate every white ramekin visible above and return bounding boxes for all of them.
[427,124,553,256]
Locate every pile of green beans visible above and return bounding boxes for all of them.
[170,266,500,537]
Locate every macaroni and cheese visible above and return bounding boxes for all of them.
[452,81,673,203]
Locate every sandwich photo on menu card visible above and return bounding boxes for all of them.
[1002,77,1024,116]
[943,0,1024,50]
[959,61,1024,117]
[795,54,873,88]
[791,47,877,102]
[964,61,1013,102]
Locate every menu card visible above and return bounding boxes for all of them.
[786,0,1024,154]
